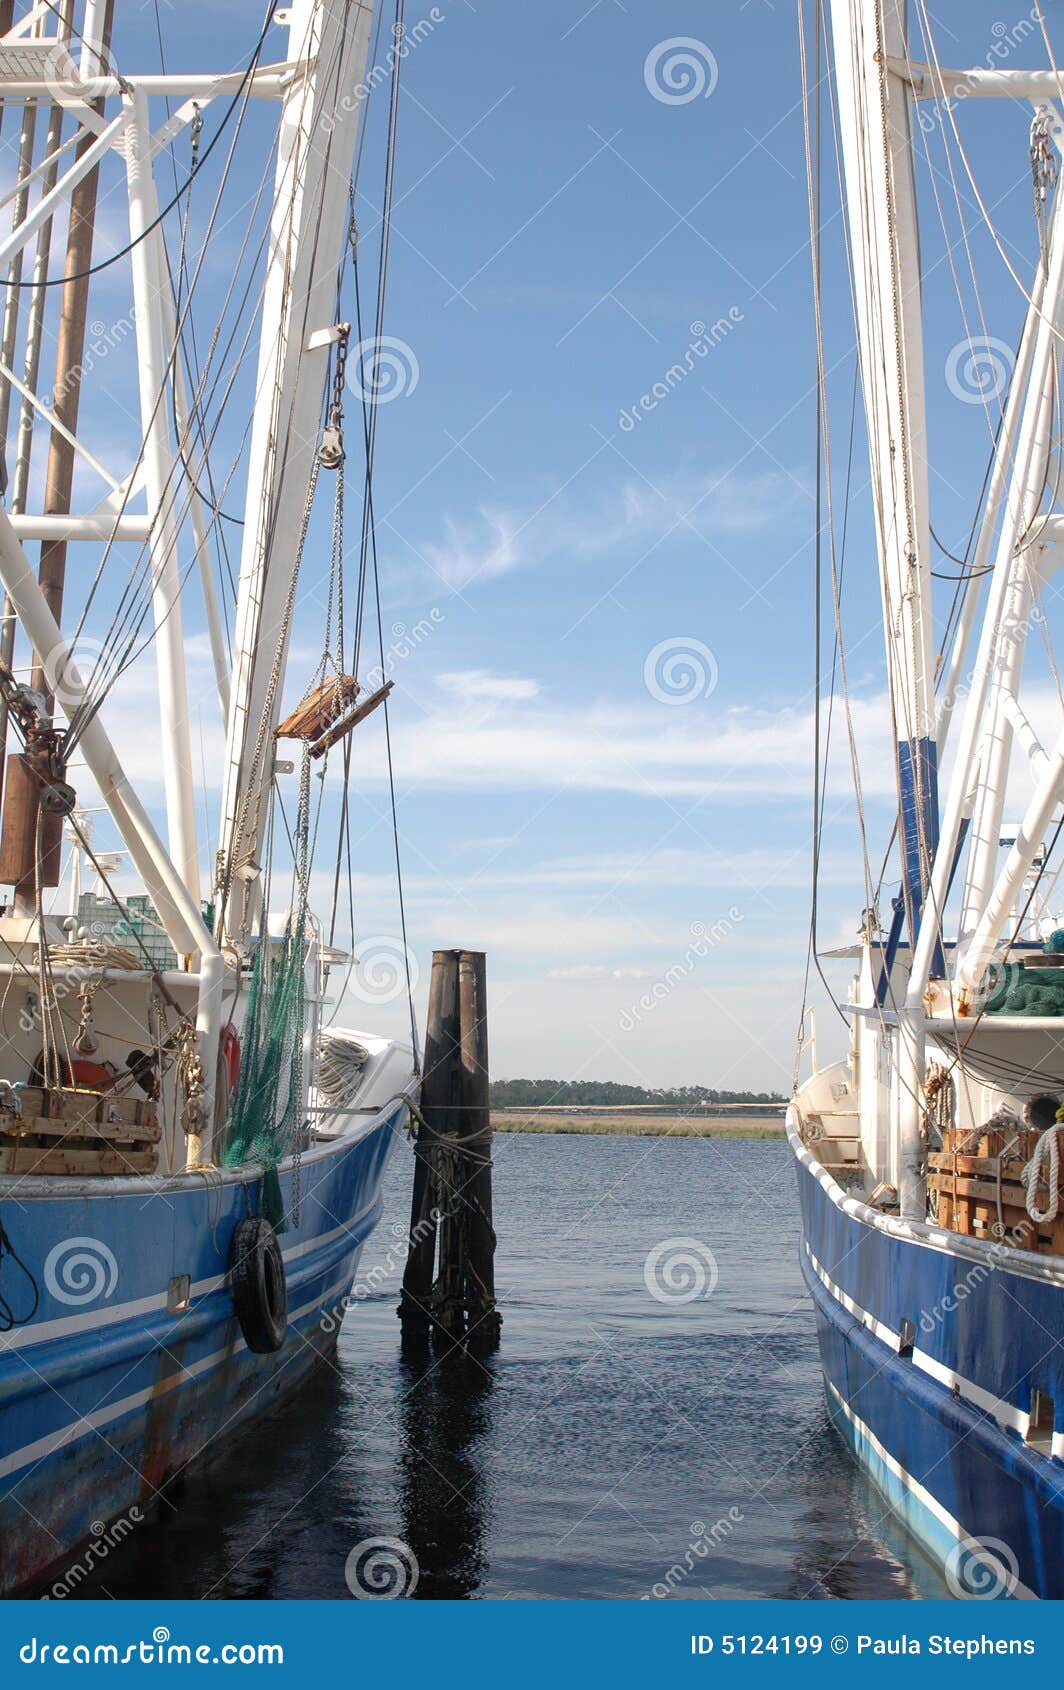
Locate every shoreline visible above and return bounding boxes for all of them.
[491,1112,785,1138]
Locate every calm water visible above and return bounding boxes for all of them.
[74,1134,948,1600]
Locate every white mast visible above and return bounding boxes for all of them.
[215,0,376,948]
[829,0,936,1216]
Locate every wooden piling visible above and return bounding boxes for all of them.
[458,951,500,1344]
[398,949,459,1328]
[399,947,500,1348]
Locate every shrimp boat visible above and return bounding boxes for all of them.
[792,1,1064,1600]
[0,0,417,1594]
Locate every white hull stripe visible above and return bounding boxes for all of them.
[0,1267,354,1484]
[807,1242,1029,1440]
[0,1196,378,1354]
[826,1379,1037,1600]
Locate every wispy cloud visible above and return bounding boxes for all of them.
[421,463,804,590]
[437,669,541,702]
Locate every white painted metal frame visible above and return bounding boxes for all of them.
[830,0,937,1217]
[216,0,377,947]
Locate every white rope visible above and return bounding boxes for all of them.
[1022,1123,1064,1222]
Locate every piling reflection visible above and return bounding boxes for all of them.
[395,1328,496,1599]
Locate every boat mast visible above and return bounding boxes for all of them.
[828,0,936,1215]
[215,0,377,950]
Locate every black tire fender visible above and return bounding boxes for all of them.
[229,1217,287,1353]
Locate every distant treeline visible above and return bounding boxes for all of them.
[490,1079,785,1108]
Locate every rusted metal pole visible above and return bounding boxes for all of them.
[32,0,115,688]
[3,0,114,907]
[399,949,459,1328]
[458,949,500,1346]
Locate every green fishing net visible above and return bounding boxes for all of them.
[220,906,307,1231]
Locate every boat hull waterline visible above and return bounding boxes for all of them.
[789,1112,1064,1600]
[0,1101,405,1596]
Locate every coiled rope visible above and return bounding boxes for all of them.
[1022,1123,1064,1224]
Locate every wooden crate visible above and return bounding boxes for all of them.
[0,1144,157,1176]
[0,1086,160,1176]
[929,1124,1059,1254]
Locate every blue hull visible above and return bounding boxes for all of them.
[791,1123,1064,1599]
[0,1107,403,1594]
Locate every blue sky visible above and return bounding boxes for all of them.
[7,0,1062,1095]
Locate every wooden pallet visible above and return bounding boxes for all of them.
[0,1144,157,1175]
[928,1124,1060,1254]
[0,1084,159,1176]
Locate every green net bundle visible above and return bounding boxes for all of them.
[982,962,1064,1017]
[220,909,307,1230]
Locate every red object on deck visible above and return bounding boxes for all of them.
[220,1023,241,1092]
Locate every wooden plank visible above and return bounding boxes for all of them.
[0,1145,157,1175]
[928,1173,1043,1204]
[0,1114,161,1144]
